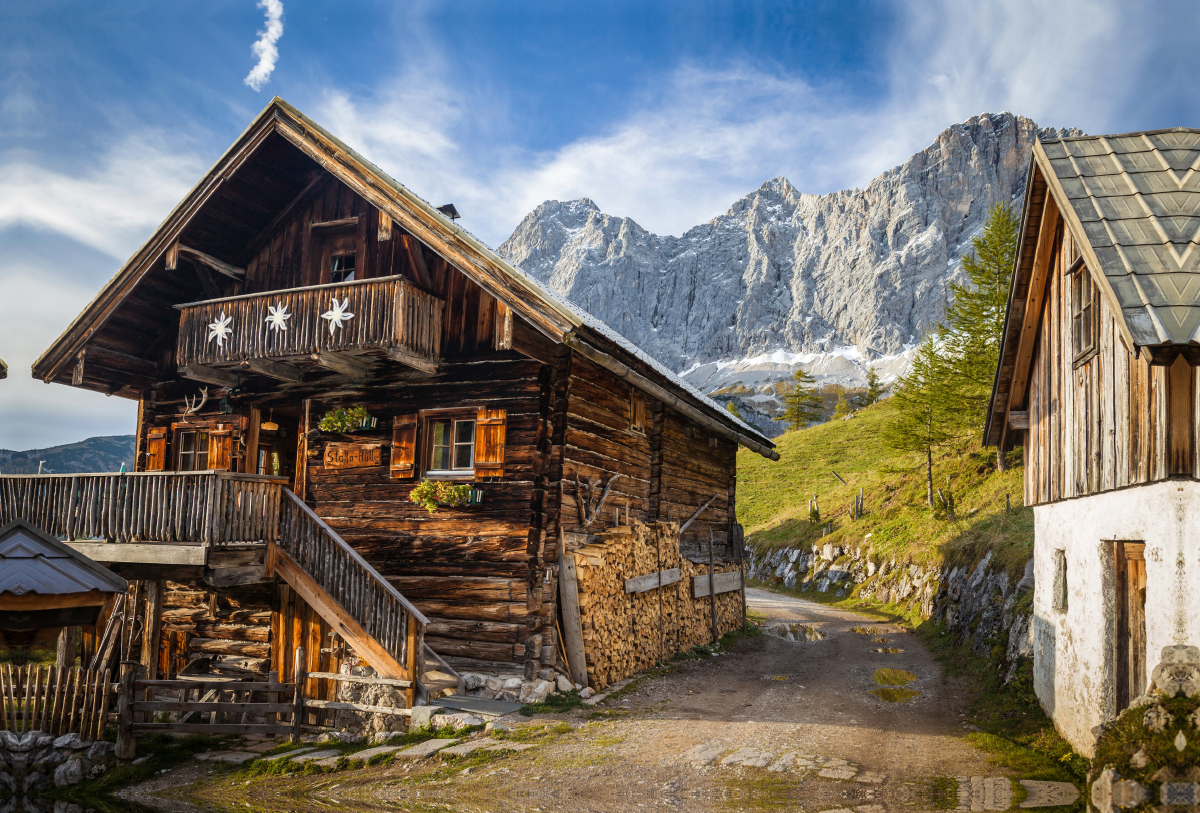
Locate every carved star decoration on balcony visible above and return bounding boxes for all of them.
[321,297,354,335]
[265,303,291,332]
[207,312,233,347]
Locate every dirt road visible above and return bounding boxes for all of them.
[149,586,1006,813]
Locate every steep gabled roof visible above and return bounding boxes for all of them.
[1042,128,1200,346]
[0,519,128,597]
[31,98,774,456]
[985,127,1200,447]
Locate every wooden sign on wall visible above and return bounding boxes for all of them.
[323,443,382,469]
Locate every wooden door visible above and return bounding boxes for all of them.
[1114,541,1147,710]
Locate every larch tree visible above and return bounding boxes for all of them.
[782,368,823,430]
[937,202,1021,468]
[864,366,884,405]
[883,336,958,506]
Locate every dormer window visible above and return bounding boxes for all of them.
[331,253,356,284]
[1072,264,1097,362]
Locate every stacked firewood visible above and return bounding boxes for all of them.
[571,521,742,688]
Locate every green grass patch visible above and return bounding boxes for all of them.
[873,668,918,686]
[737,397,1033,583]
[870,687,921,702]
[520,689,587,716]
[918,620,1088,788]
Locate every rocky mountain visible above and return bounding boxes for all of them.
[500,113,1078,435]
[0,435,135,474]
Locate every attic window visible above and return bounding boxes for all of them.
[1071,264,1097,362]
[630,390,647,434]
[331,254,356,284]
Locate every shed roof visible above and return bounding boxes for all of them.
[0,520,128,597]
[1041,127,1200,346]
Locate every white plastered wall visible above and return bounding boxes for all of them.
[1032,479,1200,757]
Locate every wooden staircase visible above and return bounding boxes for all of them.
[0,473,451,707]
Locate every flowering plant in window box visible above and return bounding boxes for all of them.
[409,480,484,513]
[317,405,373,433]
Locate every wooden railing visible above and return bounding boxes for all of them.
[175,275,443,368]
[276,490,428,689]
[0,662,113,739]
[0,472,286,545]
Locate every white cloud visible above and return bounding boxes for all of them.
[309,0,1141,246]
[244,0,284,92]
[0,138,204,260]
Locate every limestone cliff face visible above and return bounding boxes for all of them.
[500,113,1076,372]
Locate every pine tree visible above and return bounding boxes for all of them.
[833,387,850,419]
[725,400,743,420]
[883,336,958,507]
[781,368,822,430]
[937,202,1021,464]
[865,366,884,405]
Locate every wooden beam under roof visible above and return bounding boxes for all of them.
[310,352,371,380]
[240,358,304,382]
[178,364,241,388]
[178,245,246,280]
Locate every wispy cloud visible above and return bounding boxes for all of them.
[244,0,284,92]
[310,0,1143,245]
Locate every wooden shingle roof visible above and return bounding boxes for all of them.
[1041,128,1200,346]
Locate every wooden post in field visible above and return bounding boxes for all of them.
[291,647,306,743]
[115,661,137,760]
[266,670,279,729]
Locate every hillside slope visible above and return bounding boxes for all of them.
[0,435,135,474]
[736,399,1031,579]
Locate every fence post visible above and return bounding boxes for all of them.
[266,670,279,729]
[405,614,418,709]
[115,661,137,760]
[291,648,306,743]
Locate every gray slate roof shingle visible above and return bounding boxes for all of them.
[1041,127,1200,346]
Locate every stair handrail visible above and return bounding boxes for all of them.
[277,488,429,626]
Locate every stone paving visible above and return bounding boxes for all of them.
[683,744,879,783]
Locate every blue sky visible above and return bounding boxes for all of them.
[1,0,1195,450]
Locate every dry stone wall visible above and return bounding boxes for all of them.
[747,543,1035,683]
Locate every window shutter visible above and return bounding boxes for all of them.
[630,390,647,434]
[208,429,233,471]
[390,414,418,478]
[145,428,167,471]
[474,408,507,480]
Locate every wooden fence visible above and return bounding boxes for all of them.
[0,472,285,545]
[0,663,113,740]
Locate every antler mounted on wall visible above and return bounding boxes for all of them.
[183,386,209,415]
[573,471,623,528]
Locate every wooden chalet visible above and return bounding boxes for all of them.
[8,98,776,703]
[986,127,1200,755]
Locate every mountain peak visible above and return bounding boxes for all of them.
[499,113,1051,375]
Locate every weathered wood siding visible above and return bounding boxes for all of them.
[559,355,737,554]
[1023,221,1196,506]
[298,357,549,666]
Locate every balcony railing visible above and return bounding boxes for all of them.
[175,275,443,372]
[0,472,287,546]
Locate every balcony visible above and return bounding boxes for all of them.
[175,276,443,385]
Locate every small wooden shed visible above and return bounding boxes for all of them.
[0,519,128,645]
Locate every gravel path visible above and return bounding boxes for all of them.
[132,587,1007,813]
